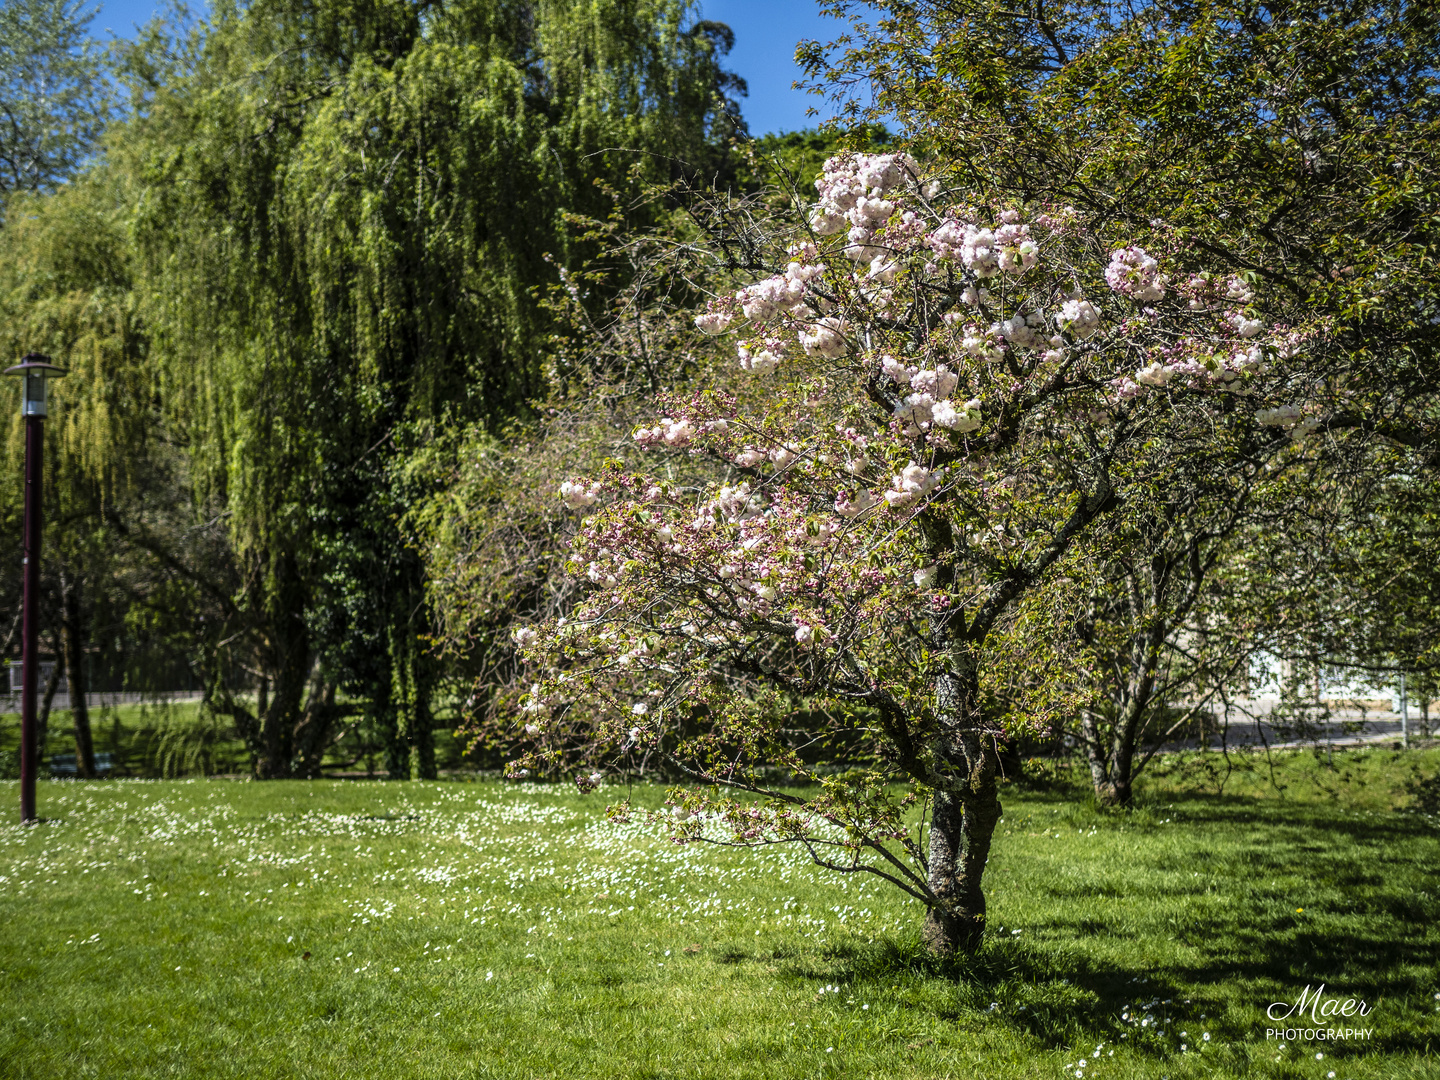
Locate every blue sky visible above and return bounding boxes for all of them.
[86,0,844,136]
[699,0,845,134]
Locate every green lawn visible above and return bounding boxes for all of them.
[1,747,1438,1079]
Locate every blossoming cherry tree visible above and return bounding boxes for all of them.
[515,152,1310,954]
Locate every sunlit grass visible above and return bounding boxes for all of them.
[0,699,470,778]
[1,746,1437,1079]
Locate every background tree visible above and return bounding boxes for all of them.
[0,0,111,211]
[103,0,746,778]
[1234,456,1440,738]
[1000,488,1239,804]
[0,169,155,776]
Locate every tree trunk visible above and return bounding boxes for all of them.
[254,649,307,779]
[922,670,1002,956]
[39,640,65,768]
[406,705,436,780]
[292,676,338,779]
[1080,709,1135,806]
[1081,708,1110,796]
[372,674,404,779]
[1087,607,1164,807]
[60,572,95,778]
[1098,700,1140,806]
[1098,758,1134,806]
[251,552,310,779]
[390,624,436,780]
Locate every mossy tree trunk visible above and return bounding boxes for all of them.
[922,667,1003,956]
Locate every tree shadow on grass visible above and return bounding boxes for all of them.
[776,933,1435,1058]
[749,792,1439,1060]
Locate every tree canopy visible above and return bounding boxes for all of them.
[2,0,749,779]
[0,0,111,209]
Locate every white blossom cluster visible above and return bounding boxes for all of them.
[1256,402,1320,440]
[792,618,830,649]
[1225,275,1255,304]
[735,269,809,321]
[797,316,849,359]
[883,461,944,509]
[694,248,829,369]
[882,355,982,435]
[928,210,1038,277]
[1230,312,1266,338]
[1122,342,1267,397]
[835,489,879,518]
[1105,246,1168,302]
[692,482,766,528]
[1059,297,1103,339]
[809,151,921,238]
[559,479,603,509]
[736,339,785,374]
[1256,404,1304,426]
[694,309,733,336]
[634,417,731,449]
[520,683,553,719]
[1100,246,1277,401]
[632,417,698,448]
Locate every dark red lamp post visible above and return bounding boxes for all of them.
[5,355,65,824]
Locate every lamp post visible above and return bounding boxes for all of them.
[4,355,65,825]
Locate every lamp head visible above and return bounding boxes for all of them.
[3,354,66,418]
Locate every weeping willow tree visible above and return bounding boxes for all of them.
[0,178,148,489]
[0,172,157,778]
[112,0,745,777]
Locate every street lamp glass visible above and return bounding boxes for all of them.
[3,356,66,418]
[23,373,48,417]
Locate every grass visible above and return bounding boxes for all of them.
[1,746,1438,1079]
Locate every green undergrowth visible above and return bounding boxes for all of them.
[0,701,471,779]
[1,748,1438,1079]
[0,702,217,778]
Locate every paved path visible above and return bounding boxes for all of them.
[1168,702,1435,751]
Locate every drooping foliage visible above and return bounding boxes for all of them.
[0,171,180,777]
[104,0,746,777]
[0,176,149,494]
